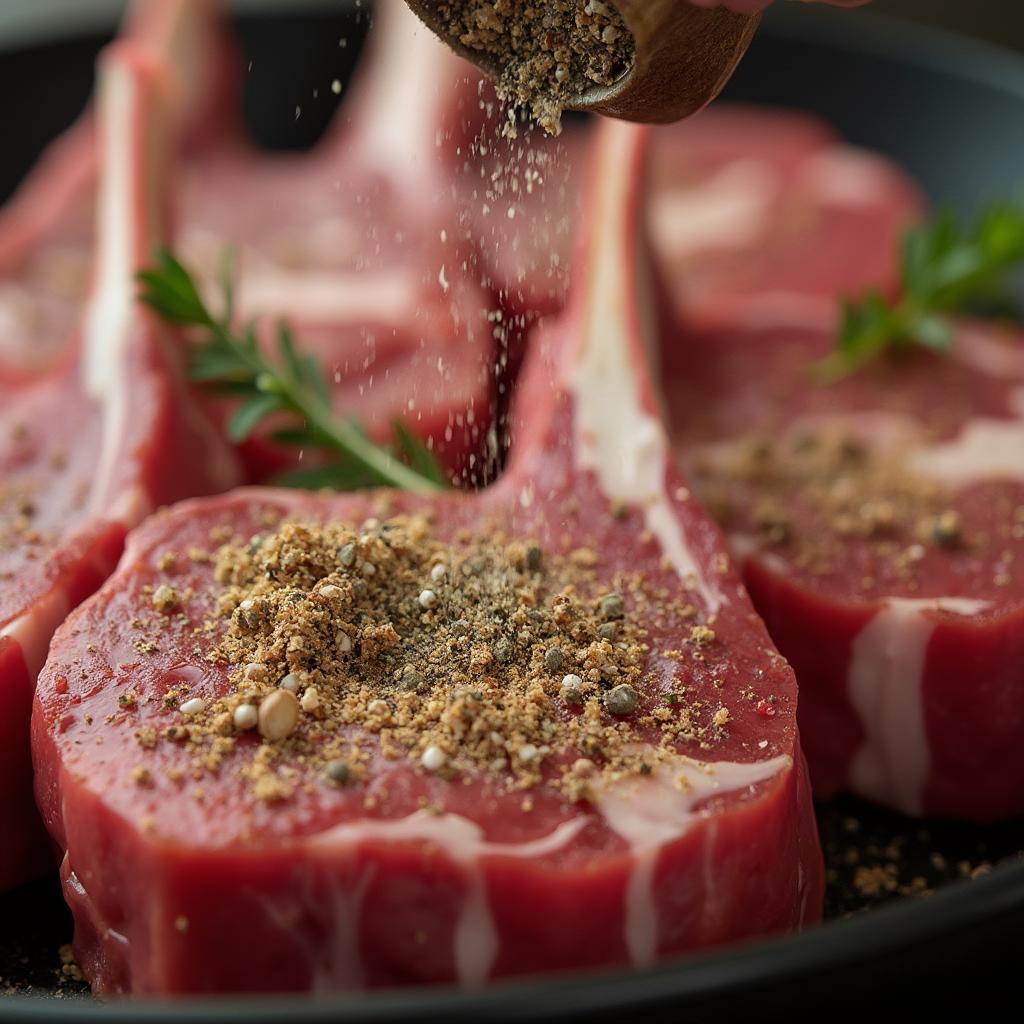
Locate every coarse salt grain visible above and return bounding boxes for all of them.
[518,743,540,763]
[279,673,301,692]
[421,745,447,771]
[319,584,342,599]
[430,563,447,583]
[361,562,377,577]
[180,698,206,716]
[338,633,353,653]
[300,687,320,713]
[418,589,438,609]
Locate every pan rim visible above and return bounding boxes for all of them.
[1,2,1022,1019]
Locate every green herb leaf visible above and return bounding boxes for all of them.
[910,313,955,352]
[272,462,381,491]
[138,248,447,496]
[189,349,254,382]
[269,427,318,447]
[137,248,215,328]
[277,323,305,384]
[219,247,237,331]
[228,394,283,443]
[816,201,1024,381]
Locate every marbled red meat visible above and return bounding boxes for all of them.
[0,39,241,891]
[664,313,1024,821]
[33,122,822,995]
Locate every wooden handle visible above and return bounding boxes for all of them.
[574,1,760,122]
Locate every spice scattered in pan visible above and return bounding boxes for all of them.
[817,800,1010,919]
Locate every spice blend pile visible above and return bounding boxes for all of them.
[139,512,739,806]
[436,0,634,134]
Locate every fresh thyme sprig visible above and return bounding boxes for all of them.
[138,248,447,495]
[815,202,1024,382]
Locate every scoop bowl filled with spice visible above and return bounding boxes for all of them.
[404,0,760,133]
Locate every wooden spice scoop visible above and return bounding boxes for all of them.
[404,0,761,124]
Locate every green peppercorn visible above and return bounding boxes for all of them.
[603,683,639,716]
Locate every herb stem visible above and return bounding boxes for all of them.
[138,248,447,495]
[271,371,441,495]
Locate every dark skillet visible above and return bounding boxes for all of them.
[1,2,1023,1019]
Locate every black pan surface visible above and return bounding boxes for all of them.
[1,2,1023,1019]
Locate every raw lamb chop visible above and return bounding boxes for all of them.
[173,0,497,484]
[0,0,233,380]
[0,40,241,891]
[664,315,1024,821]
[33,120,822,995]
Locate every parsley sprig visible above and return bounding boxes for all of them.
[816,203,1024,382]
[138,249,447,494]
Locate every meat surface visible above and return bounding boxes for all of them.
[174,0,497,485]
[0,39,241,891]
[33,121,822,995]
[664,314,1024,820]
